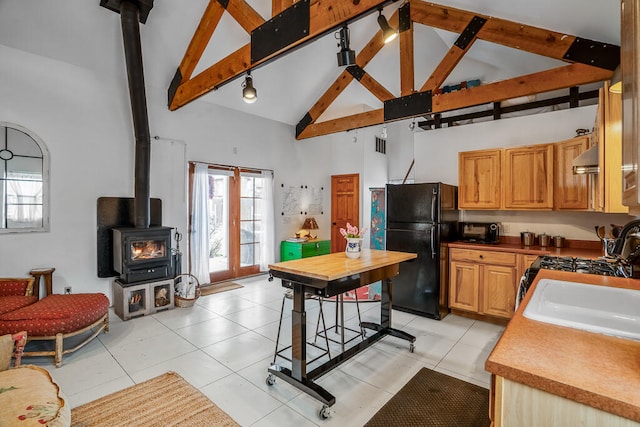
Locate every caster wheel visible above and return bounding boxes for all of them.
[319,405,331,419]
[266,374,276,386]
[409,343,415,353]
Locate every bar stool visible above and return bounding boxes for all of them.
[315,291,366,353]
[272,287,331,365]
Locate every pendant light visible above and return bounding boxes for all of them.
[242,72,257,103]
[336,25,356,67]
[377,10,398,44]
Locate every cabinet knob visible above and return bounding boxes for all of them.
[479,255,484,259]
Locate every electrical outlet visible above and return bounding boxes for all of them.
[502,224,511,234]
[64,287,72,294]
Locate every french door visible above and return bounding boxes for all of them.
[189,164,265,283]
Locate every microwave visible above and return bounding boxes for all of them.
[459,222,500,244]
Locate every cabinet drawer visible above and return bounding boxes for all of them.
[450,248,516,266]
[301,240,330,257]
[281,242,302,261]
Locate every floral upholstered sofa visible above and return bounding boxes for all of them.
[0,269,109,367]
[0,331,71,426]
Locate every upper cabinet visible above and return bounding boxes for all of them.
[458,149,502,210]
[596,83,628,213]
[554,136,590,210]
[621,0,640,209]
[503,144,554,210]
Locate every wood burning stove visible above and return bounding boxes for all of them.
[112,226,173,283]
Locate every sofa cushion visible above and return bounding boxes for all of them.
[0,279,34,297]
[0,294,109,336]
[0,296,38,316]
[0,364,70,426]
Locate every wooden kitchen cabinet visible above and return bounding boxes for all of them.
[503,143,554,209]
[458,149,502,209]
[594,83,628,213]
[449,248,517,320]
[554,136,590,210]
[517,253,540,280]
[280,239,330,261]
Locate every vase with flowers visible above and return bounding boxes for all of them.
[340,223,367,259]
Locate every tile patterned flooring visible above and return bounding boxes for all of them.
[26,274,504,426]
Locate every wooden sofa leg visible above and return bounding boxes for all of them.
[55,333,63,368]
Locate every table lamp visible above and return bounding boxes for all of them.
[302,217,319,240]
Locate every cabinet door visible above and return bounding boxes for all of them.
[482,265,516,319]
[458,149,502,209]
[517,253,541,280]
[449,261,480,312]
[503,144,554,209]
[555,137,590,210]
[280,242,302,261]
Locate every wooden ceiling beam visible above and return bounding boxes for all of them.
[297,63,612,139]
[358,72,396,102]
[174,1,225,84]
[297,10,396,134]
[226,0,265,34]
[169,0,395,111]
[410,0,576,61]
[420,44,469,92]
[399,4,414,96]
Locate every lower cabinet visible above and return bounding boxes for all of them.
[492,376,640,427]
[449,248,517,320]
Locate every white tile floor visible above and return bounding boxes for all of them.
[25,274,504,426]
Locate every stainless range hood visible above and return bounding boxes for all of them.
[572,145,599,174]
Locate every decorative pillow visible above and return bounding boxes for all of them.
[0,296,39,316]
[0,365,70,426]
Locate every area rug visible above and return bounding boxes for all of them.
[70,372,239,427]
[199,281,243,296]
[364,368,490,427]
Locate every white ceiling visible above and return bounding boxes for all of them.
[0,0,621,127]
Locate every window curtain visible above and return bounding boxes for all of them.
[190,163,211,284]
[259,170,274,271]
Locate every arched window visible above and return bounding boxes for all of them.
[0,122,49,233]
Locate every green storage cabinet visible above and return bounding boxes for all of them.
[280,240,330,261]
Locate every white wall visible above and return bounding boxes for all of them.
[0,44,334,299]
[413,107,635,240]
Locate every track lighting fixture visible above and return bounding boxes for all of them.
[336,25,356,67]
[377,10,398,44]
[242,72,257,104]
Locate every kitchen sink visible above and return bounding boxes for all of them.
[523,279,640,341]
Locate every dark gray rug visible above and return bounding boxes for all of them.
[365,368,490,427]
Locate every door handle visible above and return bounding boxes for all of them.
[430,227,436,259]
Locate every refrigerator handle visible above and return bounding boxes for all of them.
[430,226,436,259]
[431,187,437,222]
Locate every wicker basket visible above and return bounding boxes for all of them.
[174,274,200,308]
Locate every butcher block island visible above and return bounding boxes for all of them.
[485,269,640,427]
[267,249,417,418]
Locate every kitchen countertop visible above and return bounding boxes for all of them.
[485,269,640,422]
[448,240,604,259]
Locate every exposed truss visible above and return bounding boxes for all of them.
[168,0,619,140]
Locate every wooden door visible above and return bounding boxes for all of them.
[503,144,554,209]
[330,174,359,253]
[458,149,502,209]
[554,136,589,210]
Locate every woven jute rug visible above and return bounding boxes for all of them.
[200,282,243,296]
[365,368,490,427]
[71,372,239,427]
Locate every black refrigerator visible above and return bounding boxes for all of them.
[385,183,459,319]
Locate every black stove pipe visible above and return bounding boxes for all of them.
[120,1,151,228]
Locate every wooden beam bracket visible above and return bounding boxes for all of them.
[251,0,310,63]
[168,68,182,107]
[455,16,487,50]
[562,37,620,71]
[217,0,229,8]
[384,91,433,121]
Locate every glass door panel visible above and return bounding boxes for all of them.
[208,172,230,277]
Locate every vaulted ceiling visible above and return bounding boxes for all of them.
[0,0,621,139]
[169,0,619,140]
